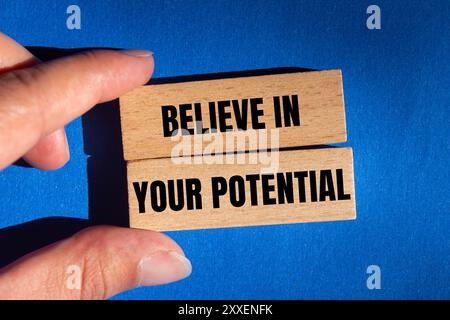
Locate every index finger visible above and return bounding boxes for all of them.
[0,49,153,169]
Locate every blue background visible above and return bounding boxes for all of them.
[0,0,449,299]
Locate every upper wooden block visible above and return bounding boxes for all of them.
[120,70,347,160]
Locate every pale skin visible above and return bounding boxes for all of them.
[0,33,192,299]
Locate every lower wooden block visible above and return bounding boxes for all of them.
[127,148,356,231]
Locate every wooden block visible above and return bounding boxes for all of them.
[120,70,347,161]
[127,147,356,231]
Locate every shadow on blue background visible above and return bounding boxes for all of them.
[0,0,449,299]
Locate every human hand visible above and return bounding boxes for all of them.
[0,33,192,299]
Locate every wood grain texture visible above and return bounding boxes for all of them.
[128,148,356,231]
[120,70,347,161]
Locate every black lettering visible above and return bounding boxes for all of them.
[294,171,308,203]
[277,172,294,204]
[319,170,336,201]
[217,100,232,132]
[229,176,246,207]
[250,97,265,129]
[246,174,260,205]
[309,171,318,202]
[282,95,300,127]
[167,180,184,211]
[193,103,206,134]
[336,169,351,200]
[133,181,148,213]
[233,99,248,130]
[208,102,218,132]
[186,178,203,209]
[211,176,227,208]
[179,103,194,135]
[273,96,282,128]
[150,180,167,212]
[261,174,276,205]
[161,105,178,137]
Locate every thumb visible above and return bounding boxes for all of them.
[0,226,192,299]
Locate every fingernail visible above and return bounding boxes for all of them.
[120,49,153,58]
[137,250,192,287]
[63,130,70,162]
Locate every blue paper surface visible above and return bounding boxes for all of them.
[0,0,449,299]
